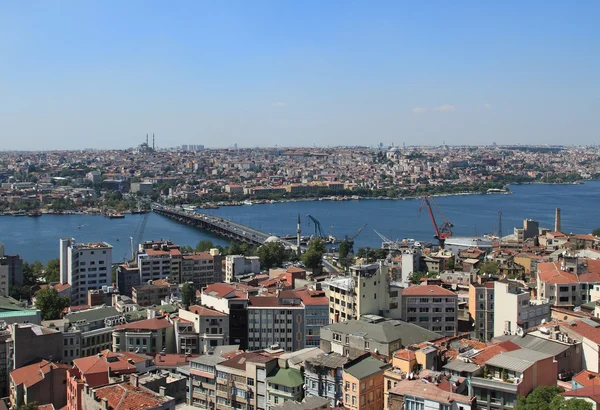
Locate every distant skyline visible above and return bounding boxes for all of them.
[1,1,598,150]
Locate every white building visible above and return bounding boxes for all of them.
[225,255,260,283]
[323,263,402,323]
[494,280,550,338]
[60,238,112,306]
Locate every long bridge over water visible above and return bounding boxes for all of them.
[152,205,300,248]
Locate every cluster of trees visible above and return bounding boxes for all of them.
[515,386,592,410]
[35,288,70,321]
[356,247,388,263]
[10,258,60,301]
[181,283,197,308]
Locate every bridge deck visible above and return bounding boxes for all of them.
[152,205,298,248]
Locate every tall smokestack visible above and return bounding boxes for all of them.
[555,208,561,233]
[296,214,302,255]
[146,133,148,145]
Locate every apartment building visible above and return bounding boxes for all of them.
[201,283,251,350]
[176,305,229,354]
[12,323,63,369]
[401,285,458,337]
[470,348,556,410]
[320,315,441,360]
[186,349,237,409]
[388,378,476,410]
[112,316,175,354]
[215,351,279,410]
[225,255,261,283]
[132,279,178,306]
[60,306,125,361]
[323,263,402,324]
[0,243,23,293]
[248,290,305,352]
[9,360,70,409]
[295,287,329,347]
[494,280,550,338]
[137,241,183,283]
[304,352,348,407]
[59,238,112,305]
[537,256,600,307]
[266,365,304,410]
[181,249,222,288]
[469,281,495,341]
[342,353,389,410]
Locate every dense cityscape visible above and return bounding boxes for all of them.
[1,144,599,215]
[0,143,600,410]
[3,1,599,409]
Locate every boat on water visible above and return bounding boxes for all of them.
[182,205,197,212]
[243,200,254,206]
[27,211,42,217]
[486,188,510,194]
[105,213,125,219]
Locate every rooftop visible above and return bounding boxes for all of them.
[267,367,304,388]
[92,381,173,409]
[390,379,473,405]
[324,319,441,346]
[343,354,388,380]
[403,285,456,296]
[484,348,553,372]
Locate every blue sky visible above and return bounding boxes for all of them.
[1,1,598,150]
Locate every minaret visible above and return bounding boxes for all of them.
[296,214,302,255]
[152,133,155,151]
[146,133,148,145]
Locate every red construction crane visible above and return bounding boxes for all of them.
[419,195,454,248]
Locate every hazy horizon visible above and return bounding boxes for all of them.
[1,1,598,150]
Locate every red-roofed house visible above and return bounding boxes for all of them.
[402,285,458,337]
[112,317,175,354]
[81,379,175,410]
[538,256,600,307]
[10,360,70,409]
[561,386,600,410]
[67,350,151,410]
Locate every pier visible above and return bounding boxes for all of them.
[152,205,299,248]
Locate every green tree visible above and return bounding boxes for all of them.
[446,257,455,271]
[16,402,39,410]
[339,240,352,260]
[515,386,564,410]
[44,258,60,282]
[408,271,430,285]
[195,240,215,252]
[255,242,287,270]
[181,283,197,308]
[481,261,499,275]
[302,239,326,270]
[550,396,593,410]
[593,227,600,237]
[35,288,70,321]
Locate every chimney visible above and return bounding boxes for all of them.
[102,397,109,410]
[159,386,166,396]
[130,373,139,387]
[555,208,561,233]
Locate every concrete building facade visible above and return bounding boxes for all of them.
[494,280,550,338]
[402,285,458,337]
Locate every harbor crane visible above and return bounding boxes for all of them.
[306,214,325,238]
[373,229,401,250]
[129,211,149,260]
[419,195,453,248]
[346,224,367,242]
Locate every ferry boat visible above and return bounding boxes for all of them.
[27,211,42,217]
[105,213,125,219]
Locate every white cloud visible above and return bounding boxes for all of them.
[272,102,287,107]
[483,103,492,109]
[412,106,427,114]
[434,104,456,112]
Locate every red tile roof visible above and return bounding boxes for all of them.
[10,360,70,388]
[92,382,173,409]
[73,350,146,387]
[402,285,456,296]
[295,288,328,306]
[561,385,600,404]
[219,352,277,370]
[471,341,521,366]
[538,260,600,284]
[573,370,600,388]
[114,317,172,331]
[188,305,228,317]
[394,349,416,361]
[562,320,600,345]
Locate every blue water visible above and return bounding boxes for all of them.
[2,182,600,263]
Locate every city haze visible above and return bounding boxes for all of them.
[1,1,599,150]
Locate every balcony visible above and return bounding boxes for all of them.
[203,333,226,339]
[471,376,520,393]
